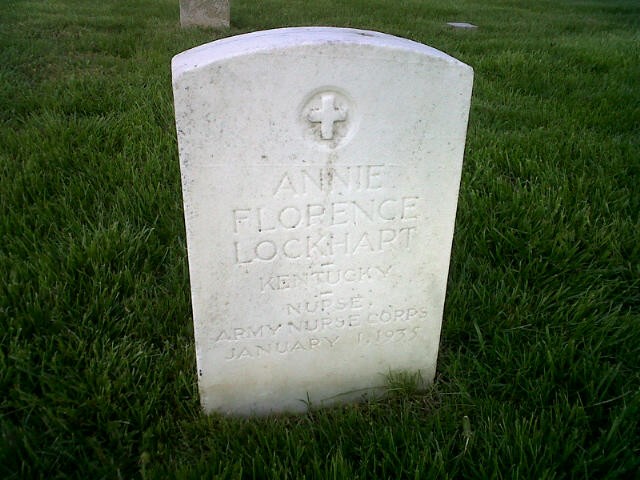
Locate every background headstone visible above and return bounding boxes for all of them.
[172,27,473,416]
[180,0,229,28]
[447,22,478,29]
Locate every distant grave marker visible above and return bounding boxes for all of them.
[447,22,478,29]
[172,27,474,416]
[180,0,229,28]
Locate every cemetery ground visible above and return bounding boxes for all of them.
[0,0,638,477]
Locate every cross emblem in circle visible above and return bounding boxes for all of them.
[307,93,348,140]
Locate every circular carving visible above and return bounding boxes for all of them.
[300,88,357,149]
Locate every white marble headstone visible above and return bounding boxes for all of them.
[447,22,478,29]
[172,27,473,416]
[180,0,229,28]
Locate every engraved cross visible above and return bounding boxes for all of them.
[308,93,347,140]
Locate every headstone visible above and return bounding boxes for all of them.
[172,27,473,416]
[180,0,229,28]
[447,22,478,29]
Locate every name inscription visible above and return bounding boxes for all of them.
[232,165,420,264]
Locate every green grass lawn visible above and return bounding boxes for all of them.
[1,0,639,477]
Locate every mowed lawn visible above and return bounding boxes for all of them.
[1,0,639,478]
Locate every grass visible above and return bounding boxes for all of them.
[1,0,638,477]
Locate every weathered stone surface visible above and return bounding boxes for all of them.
[172,27,473,416]
[180,0,229,28]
